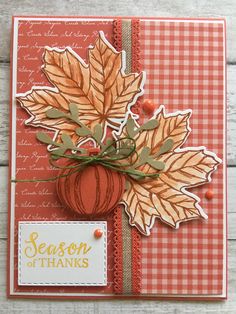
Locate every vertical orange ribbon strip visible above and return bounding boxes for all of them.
[113,18,142,295]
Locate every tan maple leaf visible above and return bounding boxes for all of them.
[16,32,144,145]
[117,106,221,236]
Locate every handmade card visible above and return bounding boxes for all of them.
[8,16,227,299]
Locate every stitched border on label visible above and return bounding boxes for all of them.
[18,221,107,286]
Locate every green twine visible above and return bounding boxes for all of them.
[11,137,161,183]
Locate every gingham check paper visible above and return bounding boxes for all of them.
[140,20,225,295]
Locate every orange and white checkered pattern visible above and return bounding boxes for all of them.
[140,20,225,295]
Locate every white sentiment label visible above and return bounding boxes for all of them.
[18,221,107,286]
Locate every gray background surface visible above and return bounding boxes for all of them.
[0,0,235,313]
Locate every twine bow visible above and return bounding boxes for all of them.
[12,137,164,183]
[12,106,174,183]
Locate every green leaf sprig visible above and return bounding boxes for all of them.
[12,103,174,183]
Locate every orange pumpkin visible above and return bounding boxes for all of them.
[56,163,125,218]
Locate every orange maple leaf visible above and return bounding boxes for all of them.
[17,32,144,145]
[117,106,221,236]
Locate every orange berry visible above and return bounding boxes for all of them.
[205,190,213,200]
[94,229,103,239]
[142,99,156,115]
[88,147,100,155]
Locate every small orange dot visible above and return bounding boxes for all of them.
[94,229,103,239]
[142,99,156,115]
[88,147,101,156]
[205,190,213,200]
